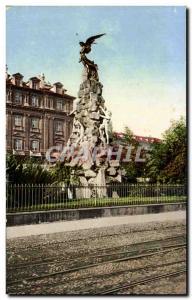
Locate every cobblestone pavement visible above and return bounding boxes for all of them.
[7,217,187,295]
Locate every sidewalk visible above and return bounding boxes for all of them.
[6,210,186,239]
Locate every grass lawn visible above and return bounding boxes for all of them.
[7,195,187,213]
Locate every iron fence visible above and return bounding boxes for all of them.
[6,183,187,213]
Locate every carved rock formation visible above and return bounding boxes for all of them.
[66,67,121,198]
[65,34,121,197]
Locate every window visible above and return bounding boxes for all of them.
[31,140,39,151]
[15,78,21,86]
[56,100,63,110]
[56,87,62,94]
[6,90,11,103]
[14,115,22,127]
[14,139,23,151]
[69,103,73,112]
[65,102,70,113]
[31,95,39,107]
[32,82,39,90]
[46,98,51,108]
[55,121,63,132]
[31,118,39,130]
[15,92,22,104]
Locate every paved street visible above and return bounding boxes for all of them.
[7,210,186,295]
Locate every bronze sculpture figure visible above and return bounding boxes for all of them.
[79,33,105,81]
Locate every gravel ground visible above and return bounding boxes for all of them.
[7,219,187,295]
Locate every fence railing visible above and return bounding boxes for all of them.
[6,183,187,213]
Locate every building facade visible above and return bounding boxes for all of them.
[6,71,75,158]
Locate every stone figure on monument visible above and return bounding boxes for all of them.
[99,107,112,145]
[67,118,84,147]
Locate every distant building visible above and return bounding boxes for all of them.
[113,132,161,149]
[6,69,75,158]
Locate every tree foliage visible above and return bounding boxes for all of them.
[51,161,80,185]
[6,155,80,185]
[121,126,142,183]
[6,155,54,184]
[146,117,187,183]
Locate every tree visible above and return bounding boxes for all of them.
[51,161,80,185]
[122,126,137,144]
[120,126,145,182]
[146,117,187,183]
[6,155,23,184]
[6,154,80,185]
[6,155,54,184]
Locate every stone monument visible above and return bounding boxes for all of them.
[66,34,121,197]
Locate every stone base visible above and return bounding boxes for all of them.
[66,69,121,191]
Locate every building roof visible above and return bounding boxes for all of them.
[29,77,41,81]
[12,73,24,78]
[114,132,161,144]
[6,71,76,100]
[53,82,63,87]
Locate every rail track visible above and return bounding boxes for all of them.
[33,260,186,291]
[7,248,186,295]
[7,223,187,295]
[97,268,186,295]
[7,233,186,270]
[7,238,186,287]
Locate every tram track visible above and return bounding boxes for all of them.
[7,233,186,270]
[7,241,186,286]
[7,249,186,294]
[97,268,186,295]
[7,221,187,295]
[15,259,186,294]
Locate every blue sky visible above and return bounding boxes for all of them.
[6,6,186,138]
